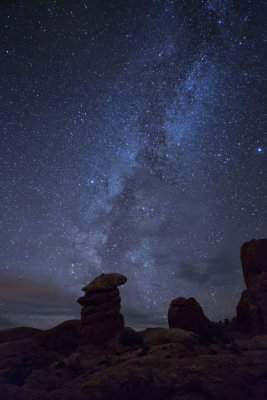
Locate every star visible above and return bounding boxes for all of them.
[0,0,265,330]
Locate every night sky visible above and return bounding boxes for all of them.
[1,0,266,331]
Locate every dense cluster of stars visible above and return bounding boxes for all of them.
[1,0,266,330]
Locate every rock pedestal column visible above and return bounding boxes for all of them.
[77,273,127,345]
[236,238,267,334]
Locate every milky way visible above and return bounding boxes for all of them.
[1,0,266,330]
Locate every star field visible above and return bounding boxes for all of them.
[1,0,266,329]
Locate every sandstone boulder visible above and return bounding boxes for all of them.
[168,297,220,339]
[140,327,198,346]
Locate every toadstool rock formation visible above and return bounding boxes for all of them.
[77,273,127,345]
[236,238,267,334]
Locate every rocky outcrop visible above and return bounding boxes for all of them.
[236,238,267,334]
[10,330,267,400]
[0,320,80,387]
[168,297,220,338]
[77,273,127,345]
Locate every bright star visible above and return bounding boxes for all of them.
[257,147,263,153]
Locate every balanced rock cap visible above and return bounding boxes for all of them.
[82,273,127,292]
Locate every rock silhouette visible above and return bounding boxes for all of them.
[168,297,220,338]
[236,238,267,334]
[0,239,266,400]
[77,273,127,344]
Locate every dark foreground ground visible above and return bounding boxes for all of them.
[0,321,267,400]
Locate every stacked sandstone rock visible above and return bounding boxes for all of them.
[236,238,267,334]
[77,273,127,345]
